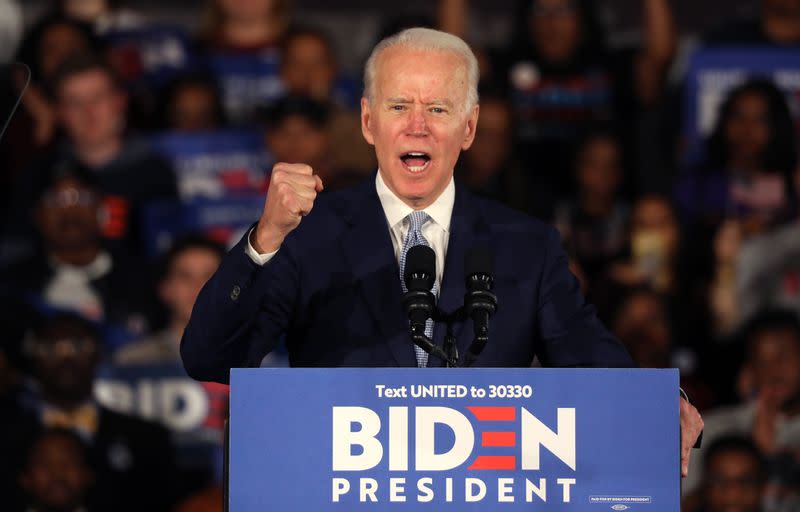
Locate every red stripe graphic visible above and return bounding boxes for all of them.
[468,455,516,470]
[466,406,516,421]
[482,431,516,447]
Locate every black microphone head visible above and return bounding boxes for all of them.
[465,246,493,277]
[404,245,436,291]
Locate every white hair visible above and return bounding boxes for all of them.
[363,27,479,112]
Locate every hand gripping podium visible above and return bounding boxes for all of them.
[228,368,680,511]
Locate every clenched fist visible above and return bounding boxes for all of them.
[252,163,324,253]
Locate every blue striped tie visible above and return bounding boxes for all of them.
[399,211,436,367]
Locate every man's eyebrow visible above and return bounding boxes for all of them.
[384,98,455,107]
[425,99,455,107]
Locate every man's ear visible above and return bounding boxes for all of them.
[460,104,480,151]
[360,97,375,146]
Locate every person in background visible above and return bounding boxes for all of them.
[555,127,629,286]
[2,15,100,196]
[111,236,227,498]
[689,436,766,512]
[261,96,362,191]
[2,313,178,512]
[454,90,532,214]
[15,428,95,512]
[8,52,177,256]
[607,194,681,295]
[705,0,800,46]
[279,26,375,174]
[199,0,289,53]
[159,72,226,133]
[114,236,224,365]
[684,310,800,496]
[490,0,676,211]
[612,287,671,369]
[675,79,798,233]
[737,215,800,327]
[0,167,155,347]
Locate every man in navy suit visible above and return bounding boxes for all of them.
[181,27,703,476]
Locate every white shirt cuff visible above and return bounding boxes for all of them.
[245,228,279,266]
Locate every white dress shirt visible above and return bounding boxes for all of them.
[245,172,455,292]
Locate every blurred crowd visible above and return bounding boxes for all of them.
[1,0,800,511]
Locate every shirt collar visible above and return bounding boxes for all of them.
[375,170,455,231]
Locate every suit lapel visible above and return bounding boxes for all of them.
[340,180,417,367]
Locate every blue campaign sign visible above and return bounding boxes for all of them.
[96,362,229,476]
[149,129,271,199]
[229,368,679,511]
[683,47,800,165]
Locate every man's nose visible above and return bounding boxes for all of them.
[406,106,429,136]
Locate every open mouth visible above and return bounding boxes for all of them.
[400,152,431,173]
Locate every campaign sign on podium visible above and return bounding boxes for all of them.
[229,368,679,511]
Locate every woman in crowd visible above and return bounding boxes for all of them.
[676,78,798,233]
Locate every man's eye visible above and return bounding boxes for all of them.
[391,105,406,111]
[430,107,446,114]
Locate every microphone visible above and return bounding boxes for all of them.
[402,245,436,335]
[463,246,497,366]
[401,245,455,366]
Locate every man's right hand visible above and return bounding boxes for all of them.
[252,163,324,253]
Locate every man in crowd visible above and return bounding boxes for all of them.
[696,436,766,512]
[685,309,800,494]
[6,52,176,258]
[279,26,375,174]
[261,96,362,192]
[181,27,703,475]
[0,166,154,347]
[2,313,177,511]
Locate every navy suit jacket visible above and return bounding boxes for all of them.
[181,177,633,383]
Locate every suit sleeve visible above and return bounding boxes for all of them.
[535,226,634,368]
[180,229,299,383]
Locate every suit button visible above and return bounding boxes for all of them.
[230,285,241,301]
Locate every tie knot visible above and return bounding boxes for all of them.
[406,211,431,232]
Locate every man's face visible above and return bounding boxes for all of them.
[21,434,93,511]
[170,85,219,132]
[266,115,330,170]
[160,248,222,325]
[705,451,764,512]
[281,35,336,100]
[463,99,511,179]
[530,0,581,64]
[57,70,126,150]
[361,47,479,208]
[39,24,92,81]
[35,177,101,253]
[31,321,98,404]
[751,328,800,405]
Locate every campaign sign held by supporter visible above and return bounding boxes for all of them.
[149,129,271,199]
[96,363,228,477]
[229,368,679,511]
[683,47,800,165]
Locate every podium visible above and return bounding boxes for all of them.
[228,368,680,511]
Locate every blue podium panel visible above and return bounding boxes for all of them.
[229,368,679,511]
